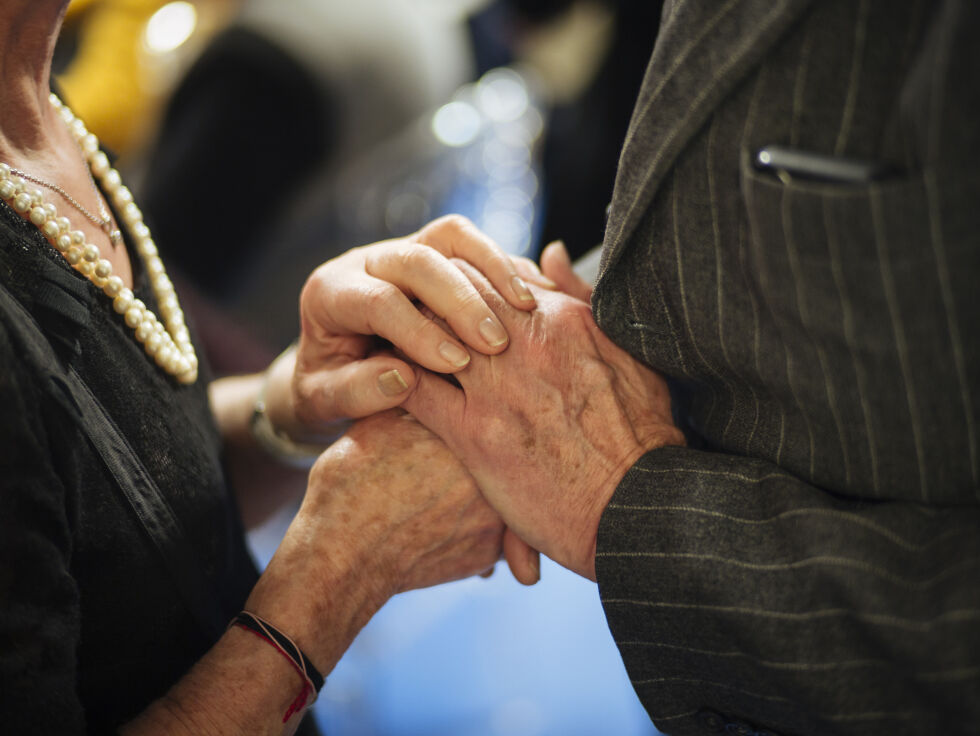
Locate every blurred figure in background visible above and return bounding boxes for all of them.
[137,0,477,374]
[474,0,664,261]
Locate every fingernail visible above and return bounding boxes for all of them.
[511,275,534,302]
[479,316,507,347]
[378,368,409,396]
[439,341,470,368]
[528,554,540,584]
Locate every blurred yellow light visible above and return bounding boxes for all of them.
[143,1,198,54]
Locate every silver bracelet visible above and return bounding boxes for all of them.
[249,345,327,469]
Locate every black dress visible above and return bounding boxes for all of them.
[0,198,266,732]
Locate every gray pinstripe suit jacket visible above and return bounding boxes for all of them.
[591,1,979,734]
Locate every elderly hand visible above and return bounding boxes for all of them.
[245,409,526,672]
[403,257,685,581]
[289,215,542,435]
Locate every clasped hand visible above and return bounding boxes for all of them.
[279,217,681,605]
[404,244,685,581]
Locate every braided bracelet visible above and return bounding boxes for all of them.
[229,611,325,723]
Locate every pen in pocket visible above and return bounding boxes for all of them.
[754,145,896,184]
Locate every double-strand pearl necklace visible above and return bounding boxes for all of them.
[0,94,198,384]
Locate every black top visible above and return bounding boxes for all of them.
[0,199,259,732]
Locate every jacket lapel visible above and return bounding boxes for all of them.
[597,0,815,279]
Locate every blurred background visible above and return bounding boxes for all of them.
[54,1,664,733]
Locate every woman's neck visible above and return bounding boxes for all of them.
[0,1,69,157]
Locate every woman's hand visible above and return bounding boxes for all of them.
[126,410,532,736]
[244,410,519,672]
[272,215,540,439]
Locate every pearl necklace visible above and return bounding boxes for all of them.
[0,94,198,384]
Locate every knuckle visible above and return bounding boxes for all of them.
[363,282,399,313]
[434,213,473,234]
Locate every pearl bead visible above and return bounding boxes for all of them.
[124,306,143,329]
[78,261,95,277]
[160,293,179,315]
[123,202,140,223]
[139,238,158,257]
[56,217,71,234]
[29,206,49,225]
[103,276,124,297]
[42,220,61,239]
[83,134,99,154]
[83,243,100,262]
[133,223,150,240]
[105,170,122,190]
[153,275,173,293]
[114,187,134,207]
[0,180,16,199]
[11,177,26,193]
[113,290,134,314]
[66,248,82,265]
[146,256,164,277]
[135,319,154,342]
[43,202,57,218]
[13,193,32,212]
[55,234,72,252]
[71,230,86,246]
[95,259,113,278]
[91,152,110,177]
[155,345,173,367]
[0,163,9,179]
[145,332,163,355]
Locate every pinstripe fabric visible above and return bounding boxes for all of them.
[591,1,980,734]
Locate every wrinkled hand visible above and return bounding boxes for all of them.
[303,410,517,596]
[282,215,539,438]
[403,257,684,581]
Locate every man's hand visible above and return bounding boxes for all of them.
[403,259,684,581]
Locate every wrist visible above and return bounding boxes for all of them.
[245,494,393,674]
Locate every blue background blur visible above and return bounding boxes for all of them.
[250,516,663,736]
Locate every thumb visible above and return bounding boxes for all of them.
[300,356,418,424]
[540,241,593,302]
[503,529,540,585]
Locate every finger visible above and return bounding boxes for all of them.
[540,240,593,302]
[300,355,418,421]
[416,214,537,310]
[363,245,512,357]
[322,272,485,372]
[503,529,540,585]
[402,368,466,447]
[510,255,557,290]
[480,566,495,579]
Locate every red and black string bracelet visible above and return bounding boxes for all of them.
[229,611,325,723]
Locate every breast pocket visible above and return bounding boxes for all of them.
[738,147,976,501]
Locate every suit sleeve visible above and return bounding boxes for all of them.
[597,445,980,736]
